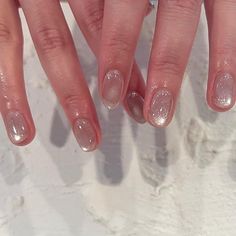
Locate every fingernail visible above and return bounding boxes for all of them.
[126,92,145,124]
[5,111,29,144]
[212,73,235,109]
[73,118,97,152]
[149,88,173,127]
[102,70,124,110]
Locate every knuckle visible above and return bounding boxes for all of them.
[151,51,183,76]
[84,4,104,34]
[105,34,133,56]
[0,22,22,45]
[215,43,236,57]
[166,0,201,14]
[64,93,86,110]
[0,23,11,43]
[35,27,68,54]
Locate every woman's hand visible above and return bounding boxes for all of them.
[0,0,146,151]
[98,0,236,127]
[68,0,146,124]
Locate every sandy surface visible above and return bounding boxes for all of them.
[0,4,236,236]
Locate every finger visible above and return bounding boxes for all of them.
[124,64,146,124]
[68,0,146,123]
[98,0,148,110]
[19,0,101,152]
[0,0,35,146]
[205,0,236,111]
[144,0,202,127]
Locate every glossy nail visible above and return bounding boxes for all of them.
[126,92,145,124]
[5,111,29,144]
[73,118,97,152]
[213,73,235,109]
[102,70,124,110]
[149,88,173,127]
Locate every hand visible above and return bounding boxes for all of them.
[98,0,236,127]
[68,0,146,124]
[0,0,145,151]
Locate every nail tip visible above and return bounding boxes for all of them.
[132,118,146,124]
[148,118,170,128]
[212,97,235,110]
[211,102,235,112]
[134,114,146,124]
[138,119,146,124]
[80,145,97,152]
[103,100,120,111]
[10,137,28,146]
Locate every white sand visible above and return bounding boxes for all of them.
[0,4,236,236]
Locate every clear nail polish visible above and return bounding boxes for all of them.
[73,118,97,152]
[102,70,124,110]
[126,92,145,124]
[149,88,173,127]
[5,111,29,144]
[213,73,235,109]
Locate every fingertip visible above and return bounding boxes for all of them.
[3,110,36,146]
[144,88,175,128]
[73,117,101,152]
[101,69,125,110]
[125,91,146,124]
[207,97,236,113]
[207,72,236,112]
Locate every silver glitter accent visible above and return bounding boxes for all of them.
[213,73,235,109]
[149,89,173,126]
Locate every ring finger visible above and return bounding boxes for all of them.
[98,0,148,110]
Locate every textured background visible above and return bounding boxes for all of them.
[0,4,236,236]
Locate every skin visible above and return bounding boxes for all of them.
[1,0,235,150]
[98,0,236,127]
[0,0,145,150]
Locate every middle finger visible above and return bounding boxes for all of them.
[98,0,148,110]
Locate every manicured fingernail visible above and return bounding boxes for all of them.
[126,92,145,124]
[5,111,29,144]
[102,70,124,110]
[73,118,97,152]
[212,73,235,109]
[149,88,173,127]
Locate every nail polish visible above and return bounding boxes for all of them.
[149,88,173,127]
[213,73,235,109]
[73,118,97,152]
[102,70,124,110]
[5,111,29,144]
[126,92,145,124]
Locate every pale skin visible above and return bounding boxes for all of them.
[0,0,235,151]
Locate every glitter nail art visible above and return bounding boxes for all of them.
[149,89,173,127]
